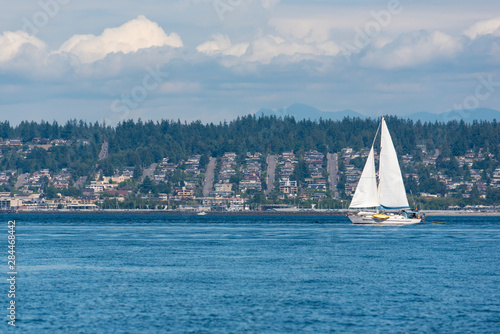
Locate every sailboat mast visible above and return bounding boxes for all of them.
[371,119,382,149]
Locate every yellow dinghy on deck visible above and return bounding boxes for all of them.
[372,214,390,220]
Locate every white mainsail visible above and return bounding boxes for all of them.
[349,147,379,208]
[349,117,410,209]
[378,118,410,209]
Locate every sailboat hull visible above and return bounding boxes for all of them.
[348,213,422,225]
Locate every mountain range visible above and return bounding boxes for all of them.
[255,103,500,123]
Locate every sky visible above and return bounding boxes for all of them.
[1,0,500,125]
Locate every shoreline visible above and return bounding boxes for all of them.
[3,210,500,217]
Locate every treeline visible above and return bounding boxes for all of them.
[0,120,112,143]
[0,116,499,176]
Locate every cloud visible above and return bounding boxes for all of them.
[0,31,47,63]
[2,2,500,125]
[0,17,185,79]
[56,15,183,63]
[0,31,72,78]
[197,33,340,65]
[375,82,424,93]
[270,17,334,43]
[261,0,280,9]
[245,35,339,64]
[196,34,249,57]
[188,0,279,9]
[159,81,201,94]
[464,17,500,39]
[360,31,462,69]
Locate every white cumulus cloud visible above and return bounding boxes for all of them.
[196,34,249,57]
[360,31,462,69]
[0,31,47,63]
[57,15,183,64]
[197,33,340,64]
[464,17,500,39]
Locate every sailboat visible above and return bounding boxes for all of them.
[348,117,424,225]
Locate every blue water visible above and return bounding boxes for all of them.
[1,214,499,333]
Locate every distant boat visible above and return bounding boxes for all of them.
[348,117,424,225]
[197,212,207,216]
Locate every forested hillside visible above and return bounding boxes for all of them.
[1,116,498,175]
[1,116,499,209]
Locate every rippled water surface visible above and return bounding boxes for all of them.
[1,214,499,333]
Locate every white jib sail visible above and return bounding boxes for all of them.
[349,146,379,208]
[378,118,409,209]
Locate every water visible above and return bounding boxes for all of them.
[1,214,499,333]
